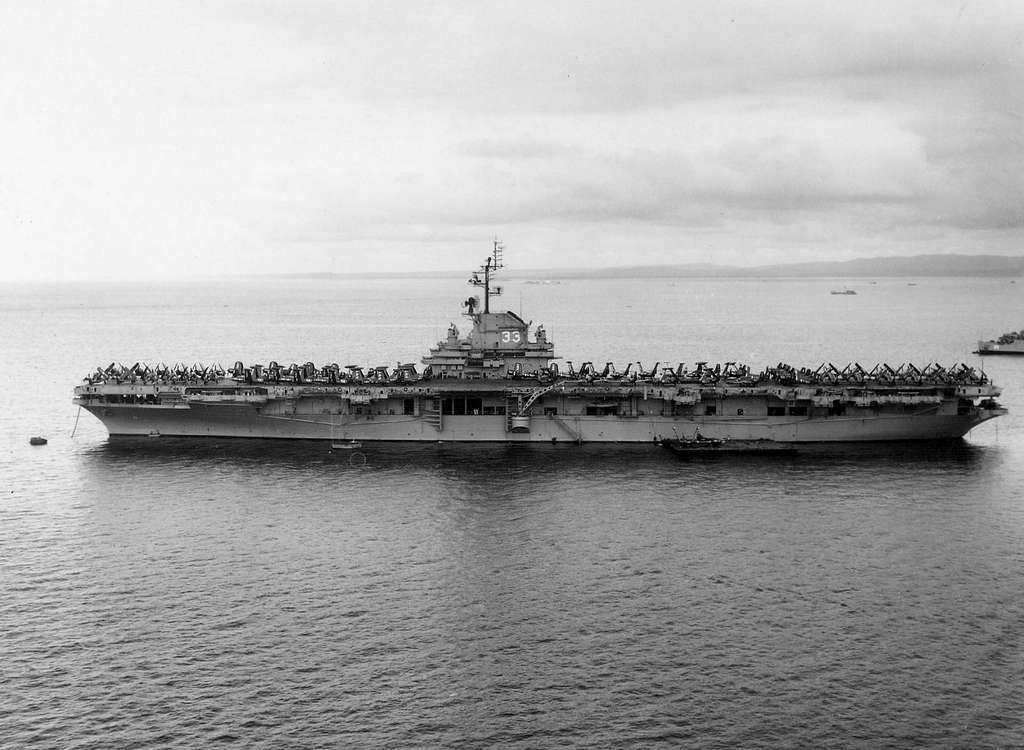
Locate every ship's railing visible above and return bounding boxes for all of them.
[80,359,992,390]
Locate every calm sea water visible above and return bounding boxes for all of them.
[2,275,1023,748]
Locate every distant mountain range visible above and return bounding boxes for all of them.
[513,254,1024,279]
[276,253,1024,280]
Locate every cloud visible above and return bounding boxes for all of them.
[457,136,579,161]
[425,100,934,230]
[1,1,1022,280]
[242,1,1023,111]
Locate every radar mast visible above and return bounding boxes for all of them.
[468,239,504,314]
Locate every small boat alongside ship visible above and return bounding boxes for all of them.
[331,439,363,450]
[660,434,797,455]
[975,330,1024,356]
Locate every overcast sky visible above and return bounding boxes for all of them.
[3,1,1022,281]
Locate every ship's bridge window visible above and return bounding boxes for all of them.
[442,397,485,416]
[585,404,618,416]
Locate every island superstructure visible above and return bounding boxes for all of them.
[74,242,1007,443]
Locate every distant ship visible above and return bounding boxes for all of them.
[74,242,1006,443]
[830,287,857,295]
[975,331,1024,356]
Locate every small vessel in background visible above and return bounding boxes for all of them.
[830,286,857,295]
[975,330,1024,356]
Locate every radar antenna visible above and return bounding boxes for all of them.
[468,238,505,313]
[491,237,504,272]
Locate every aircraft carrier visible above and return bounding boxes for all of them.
[74,242,1007,443]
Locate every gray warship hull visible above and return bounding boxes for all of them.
[75,380,1004,443]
